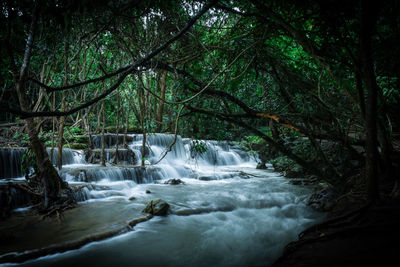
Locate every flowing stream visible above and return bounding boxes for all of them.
[1,134,324,266]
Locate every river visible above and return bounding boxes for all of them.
[0,134,324,266]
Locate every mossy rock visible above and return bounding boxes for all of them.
[64,143,88,149]
[106,126,142,134]
[256,162,267,169]
[65,135,89,143]
[142,198,169,216]
[270,156,304,174]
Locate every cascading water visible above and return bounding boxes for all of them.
[1,134,324,266]
[0,148,26,179]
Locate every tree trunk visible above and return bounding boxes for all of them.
[50,91,56,162]
[123,101,129,148]
[57,90,66,170]
[11,5,63,208]
[142,125,146,167]
[156,71,167,132]
[114,88,120,164]
[360,0,379,202]
[138,76,147,167]
[96,104,102,133]
[57,41,69,170]
[101,101,106,167]
[269,119,280,140]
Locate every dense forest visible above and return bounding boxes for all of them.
[1,0,399,266]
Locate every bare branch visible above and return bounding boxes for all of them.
[6,0,218,118]
[28,0,218,93]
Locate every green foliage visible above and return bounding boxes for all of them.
[13,133,25,139]
[190,140,208,159]
[270,156,303,174]
[65,126,84,135]
[21,148,38,177]
[12,133,29,146]
[64,143,88,149]
[2,0,398,187]
[291,139,316,160]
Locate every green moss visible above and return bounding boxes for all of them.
[106,126,142,133]
[64,143,88,149]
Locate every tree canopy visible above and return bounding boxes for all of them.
[1,0,399,203]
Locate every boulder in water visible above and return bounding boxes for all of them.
[146,189,151,194]
[256,162,267,169]
[198,176,214,181]
[164,179,184,185]
[142,198,169,216]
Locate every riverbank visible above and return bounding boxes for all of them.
[0,200,152,264]
[272,198,400,266]
[245,137,400,265]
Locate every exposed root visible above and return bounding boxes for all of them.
[40,201,76,220]
[284,221,400,256]
[298,202,371,238]
[13,183,43,199]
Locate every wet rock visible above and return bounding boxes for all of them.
[307,182,336,211]
[164,179,184,185]
[85,148,136,165]
[284,170,302,178]
[91,134,134,149]
[142,198,169,216]
[256,162,267,169]
[289,177,317,186]
[71,185,91,202]
[146,190,151,194]
[129,196,136,201]
[198,176,214,181]
[65,143,87,149]
[289,179,304,186]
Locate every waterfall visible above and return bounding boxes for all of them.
[0,148,85,179]
[0,148,26,179]
[2,134,255,204]
[46,148,85,165]
[61,166,170,184]
[1,134,252,181]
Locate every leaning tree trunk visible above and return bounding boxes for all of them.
[16,82,63,208]
[12,5,63,209]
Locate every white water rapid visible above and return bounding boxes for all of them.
[1,134,324,266]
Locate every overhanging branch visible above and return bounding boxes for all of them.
[5,0,218,118]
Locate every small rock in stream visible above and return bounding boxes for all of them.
[129,196,136,201]
[164,179,184,185]
[146,190,151,194]
[142,198,169,216]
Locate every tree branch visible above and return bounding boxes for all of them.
[5,0,218,118]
